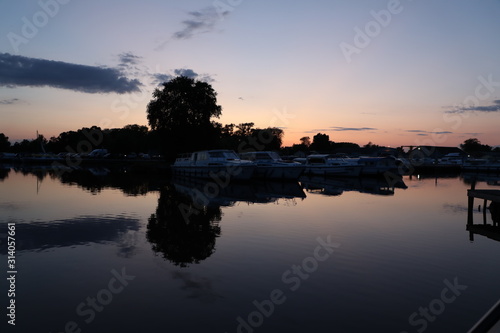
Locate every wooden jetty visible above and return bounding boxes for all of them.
[467,187,500,227]
[467,186,500,242]
[465,184,500,332]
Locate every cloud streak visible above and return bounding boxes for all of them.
[173,7,229,40]
[118,52,142,66]
[330,127,377,131]
[445,100,500,113]
[0,98,21,105]
[405,130,453,137]
[303,129,332,134]
[303,126,377,134]
[0,53,142,94]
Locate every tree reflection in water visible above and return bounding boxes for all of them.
[0,167,10,181]
[147,184,222,267]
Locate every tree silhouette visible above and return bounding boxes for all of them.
[310,133,331,152]
[460,138,491,154]
[146,185,222,267]
[300,136,311,147]
[0,168,9,181]
[0,133,10,151]
[146,76,222,159]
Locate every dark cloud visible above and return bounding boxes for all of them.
[174,68,198,78]
[303,129,332,134]
[406,130,453,135]
[173,7,229,40]
[304,127,377,133]
[330,127,377,131]
[0,98,20,105]
[151,68,214,85]
[0,53,142,94]
[118,52,142,66]
[151,73,174,85]
[445,100,500,113]
[155,6,231,50]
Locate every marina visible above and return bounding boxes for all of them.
[1,166,499,332]
[1,1,499,332]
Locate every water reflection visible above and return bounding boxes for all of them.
[0,215,140,254]
[172,176,306,207]
[2,167,500,332]
[146,176,307,267]
[147,183,222,267]
[0,167,10,181]
[58,167,168,196]
[300,175,407,196]
[171,271,223,303]
[4,165,170,195]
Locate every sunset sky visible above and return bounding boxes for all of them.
[1,0,499,147]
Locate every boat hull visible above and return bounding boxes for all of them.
[254,164,305,180]
[171,164,256,180]
[303,165,362,177]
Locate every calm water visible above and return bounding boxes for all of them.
[1,166,499,333]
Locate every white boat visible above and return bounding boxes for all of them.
[239,151,304,180]
[172,150,256,180]
[351,156,402,176]
[437,153,465,166]
[303,154,362,177]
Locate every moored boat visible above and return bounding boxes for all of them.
[172,150,256,180]
[351,156,402,176]
[239,151,304,180]
[302,154,362,177]
[437,152,465,166]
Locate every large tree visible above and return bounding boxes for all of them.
[146,76,222,158]
[460,138,491,154]
[310,133,331,152]
[0,133,10,151]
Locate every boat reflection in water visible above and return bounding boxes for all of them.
[299,175,408,196]
[146,176,306,267]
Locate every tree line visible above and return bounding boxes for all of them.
[0,76,497,159]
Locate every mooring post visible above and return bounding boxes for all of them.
[483,199,488,225]
[468,193,474,226]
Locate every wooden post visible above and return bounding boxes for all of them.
[483,199,487,225]
[468,194,474,226]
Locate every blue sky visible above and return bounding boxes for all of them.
[0,0,499,147]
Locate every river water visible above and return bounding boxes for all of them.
[0,166,499,333]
